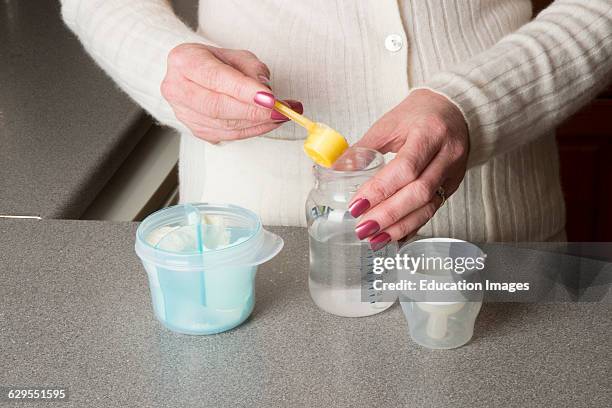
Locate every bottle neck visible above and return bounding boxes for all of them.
[313,147,384,190]
[314,169,377,191]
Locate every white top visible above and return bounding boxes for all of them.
[61,0,612,241]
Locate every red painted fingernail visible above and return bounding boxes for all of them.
[271,100,303,121]
[355,220,380,240]
[348,198,370,218]
[369,232,391,252]
[253,91,275,109]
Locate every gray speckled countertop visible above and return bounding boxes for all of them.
[0,0,150,219]
[0,219,610,407]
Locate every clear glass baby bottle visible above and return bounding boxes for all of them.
[305,147,398,317]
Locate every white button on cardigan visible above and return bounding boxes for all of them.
[384,34,404,52]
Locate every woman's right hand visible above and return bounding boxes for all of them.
[161,43,302,143]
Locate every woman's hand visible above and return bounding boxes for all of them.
[349,89,469,250]
[161,43,302,143]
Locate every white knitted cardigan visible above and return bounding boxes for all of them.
[61,0,612,241]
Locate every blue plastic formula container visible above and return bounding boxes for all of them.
[135,203,283,335]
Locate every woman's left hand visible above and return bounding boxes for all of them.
[349,89,469,250]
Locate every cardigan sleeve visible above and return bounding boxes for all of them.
[60,0,215,134]
[416,0,612,168]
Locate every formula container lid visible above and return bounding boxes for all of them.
[135,203,283,271]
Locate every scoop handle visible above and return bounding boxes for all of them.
[273,101,315,131]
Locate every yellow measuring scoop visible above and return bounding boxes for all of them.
[273,101,349,168]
